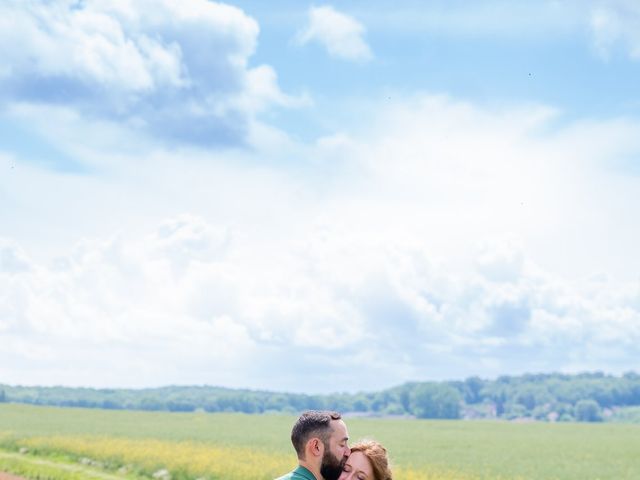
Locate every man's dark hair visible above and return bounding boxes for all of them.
[291,410,342,459]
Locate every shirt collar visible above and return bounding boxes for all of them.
[294,465,319,480]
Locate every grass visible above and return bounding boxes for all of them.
[0,450,142,480]
[609,406,640,423]
[1,403,639,479]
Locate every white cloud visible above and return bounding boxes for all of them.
[297,6,373,62]
[0,239,32,274]
[2,92,640,391]
[2,215,639,391]
[3,1,640,393]
[151,214,230,272]
[475,236,525,283]
[0,0,302,146]
[590,1,640,59]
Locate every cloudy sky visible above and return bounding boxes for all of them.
[1,0,639,393]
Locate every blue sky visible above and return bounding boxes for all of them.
[1,0,640,393]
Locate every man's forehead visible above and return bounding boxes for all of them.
[330,418,348,437]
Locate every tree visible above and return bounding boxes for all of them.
[574,399,603,422]
[532,405,551,421]
[398,386,412,412]
[481,384,508,416]
[513,384,553,411]
[0,389,5,402]
[463,376,484,404]
[410,383,461,419]
[382,403,406,415]
[504,403,528,420]
[264,394,288,412]
[352,395,370,412]
[553,402,574,419]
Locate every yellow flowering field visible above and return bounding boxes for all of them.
[16,435,293,480]
[3,435,473,480]
[1,404,638,479]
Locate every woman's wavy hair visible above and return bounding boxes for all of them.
[349,440,393,480]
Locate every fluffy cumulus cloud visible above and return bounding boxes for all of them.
[296,5,373,62]
[3,90,640,391]
[0,0,299,146]
[2,214,640,391]
[0,239,32,274]
[590,0,640,59]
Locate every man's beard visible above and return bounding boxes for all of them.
[320,449,346,480]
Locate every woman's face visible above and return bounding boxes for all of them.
[338,451,374,480]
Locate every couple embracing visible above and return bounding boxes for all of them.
[276,410,392,480]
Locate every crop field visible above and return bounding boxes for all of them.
[0,404,638,480]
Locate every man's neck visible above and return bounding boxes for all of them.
[298,459,323,480]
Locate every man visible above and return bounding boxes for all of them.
[276,410,350,480]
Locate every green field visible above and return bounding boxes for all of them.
[0,404,638,479]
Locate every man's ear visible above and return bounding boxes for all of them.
[306,437,324,458]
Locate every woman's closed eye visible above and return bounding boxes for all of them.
[341,451,373,480]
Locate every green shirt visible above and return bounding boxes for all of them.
[274,465,318,480]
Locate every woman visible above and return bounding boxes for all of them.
[338,440,393,480]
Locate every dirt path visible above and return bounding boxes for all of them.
[0,473,28,480]
[0,452,128,480]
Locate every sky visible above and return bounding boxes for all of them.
[1,0,639,394]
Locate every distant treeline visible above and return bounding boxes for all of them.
[2,371,640,422]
